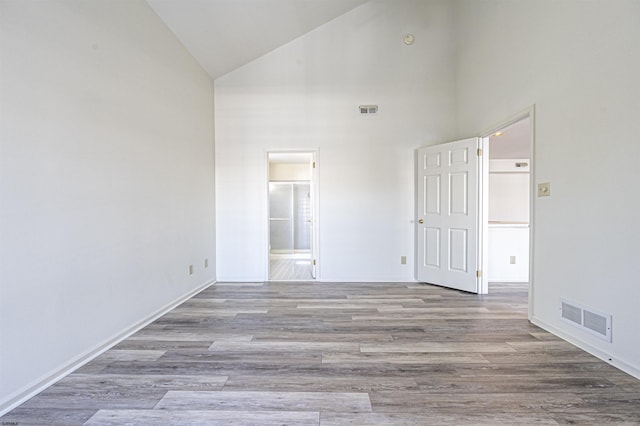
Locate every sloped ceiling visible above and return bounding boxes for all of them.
[147,0,369,79]
[489,117,531,159]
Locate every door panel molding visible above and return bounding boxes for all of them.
[416,138,483,294]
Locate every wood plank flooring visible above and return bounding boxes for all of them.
[2,282,640,425]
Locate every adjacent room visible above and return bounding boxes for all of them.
[268,152,316,281]
[1,0,639,423]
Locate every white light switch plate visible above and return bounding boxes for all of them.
[538,182,550,197]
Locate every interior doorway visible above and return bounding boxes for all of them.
[485,116,532,289]
[268,152,317,281]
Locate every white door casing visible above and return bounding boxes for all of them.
[416,138,485,293]
[266,150,319,281]
[309,153,317,279]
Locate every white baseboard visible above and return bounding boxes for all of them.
[216,277,266,283]
[531,315,640,380]
[317,279,420,283]
[217,279,421,283]
[0,280,215,417]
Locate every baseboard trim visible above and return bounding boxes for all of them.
[216,279,422,284]
[531,315,640,380]
[0,279,215,417]
[317,279,421,283]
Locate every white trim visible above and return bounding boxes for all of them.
[531,315,640,380]
[216,277,269,283]
[478,137,489,294]
[480,106,535,139]
[218,278,421,284]
[0,280,215,416]
[526,106,536,322]
[317,279,421,283]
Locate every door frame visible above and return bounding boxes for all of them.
[479,106,535,319]
[266,150,319,281]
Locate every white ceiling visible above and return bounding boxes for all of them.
[147,0,532,159]
[489,117,531,159]
[147,0,368,79]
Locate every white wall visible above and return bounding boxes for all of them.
[215,0,457,281]
[456,0,640,377]
[0,0,216,410]
[488,225,529,282]
[487,160,530,282]
[269,163,310,181]
[489,171,529,223]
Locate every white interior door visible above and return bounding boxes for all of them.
[416,137,484,293]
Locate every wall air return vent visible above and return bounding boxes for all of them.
[359,105,378,114]
[560,298,612,342]
[583,309,609,337]
[561,300,582,325]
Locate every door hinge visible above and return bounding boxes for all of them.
[476,270,482,277]
[313,259,317,266]
[477,148,483,157]
[312,162,316,168]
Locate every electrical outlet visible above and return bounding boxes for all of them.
[510,256,516,264]
[401,256,407,265]
[204,258,209,268]
[188,265,194,275]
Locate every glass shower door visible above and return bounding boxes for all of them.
[269,182,312,280]
[269,183,294,255]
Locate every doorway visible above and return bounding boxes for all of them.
[268,152,317,281]
[485,116,532,290]
[415,110,534,298]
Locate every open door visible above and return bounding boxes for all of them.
[416,137,486,294]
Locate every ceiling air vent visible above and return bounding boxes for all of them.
[560,299,612,342]
[359,105,378,114]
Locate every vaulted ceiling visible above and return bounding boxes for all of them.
[147,1,532,157]
[147,0,368,79]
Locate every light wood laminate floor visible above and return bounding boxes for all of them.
[2,282,640,425]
